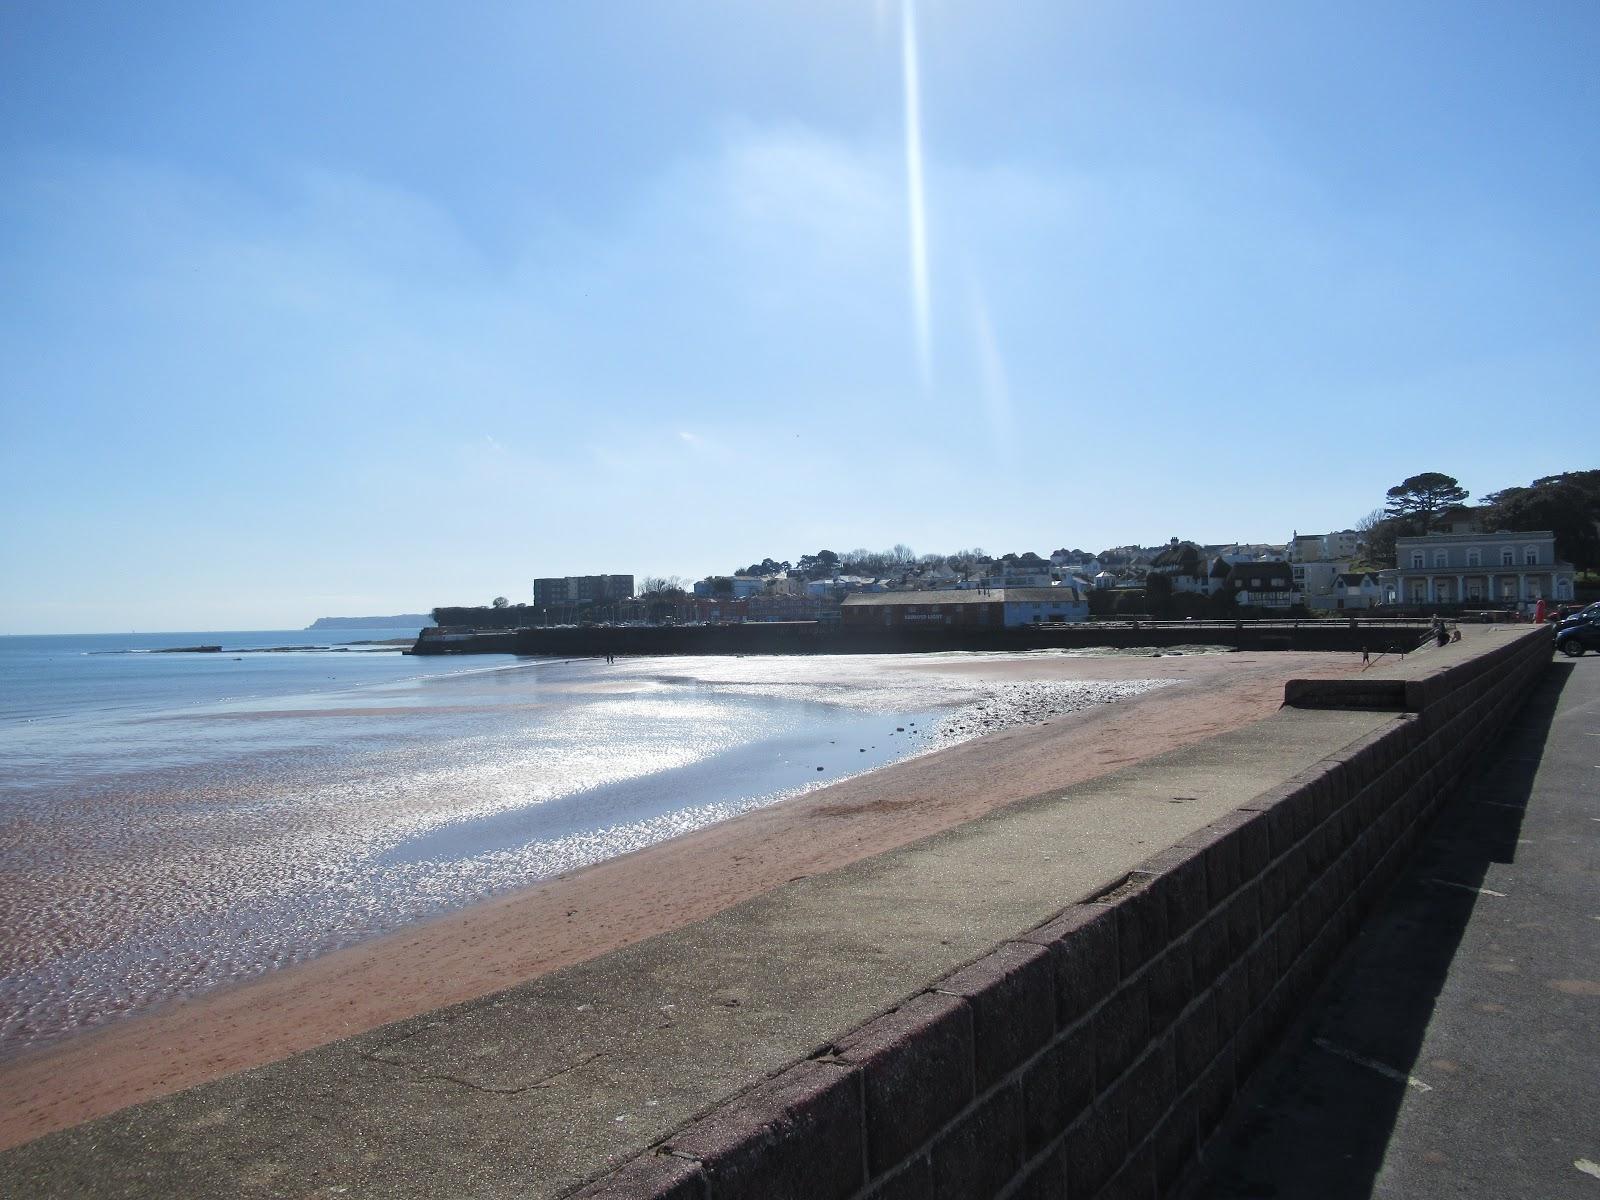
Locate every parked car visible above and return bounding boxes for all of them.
[1555,620,1600,657]
[1550,601,1598,624]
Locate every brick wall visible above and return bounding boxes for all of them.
[575,628,1552,1200]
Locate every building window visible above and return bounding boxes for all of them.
[1501,549,1514,566]
[1433,551,1447,567]
[1466,549,1481,567]
[1410,552,1424,569]
[1524,547,1538,565]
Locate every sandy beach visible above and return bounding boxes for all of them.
[0,648,1360,1150]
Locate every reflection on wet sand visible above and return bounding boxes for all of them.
[1,651,1171,1058]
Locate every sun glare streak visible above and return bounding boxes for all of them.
[901,0,932,386]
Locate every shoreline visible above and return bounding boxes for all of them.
[0,649,1361,1151]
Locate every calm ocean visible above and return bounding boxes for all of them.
[0,630,983,1057]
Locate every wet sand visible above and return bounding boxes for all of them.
[0,649,1359,1150]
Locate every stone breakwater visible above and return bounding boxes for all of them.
[413,622,1429,658]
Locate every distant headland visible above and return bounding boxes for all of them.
[304,614,434,630]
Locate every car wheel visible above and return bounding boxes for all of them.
[1558,639,1585,657]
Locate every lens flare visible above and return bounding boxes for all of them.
[901,0,931,386]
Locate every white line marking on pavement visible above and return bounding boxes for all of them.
[1574,1158,1600,1180]
[1313,1039,1432,1092]
[1428,878,1507,898]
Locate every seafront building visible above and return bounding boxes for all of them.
[1222,560,1300,608]
[533,574,634,606]
[1148,540,1216,594]
[1286,529,1360,562]
[1383,530,1575,607]
[1332,571,1383,610]
[841,587,1089,627]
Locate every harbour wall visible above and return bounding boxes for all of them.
[578,626,1553,1199]
[412,620,1432,658]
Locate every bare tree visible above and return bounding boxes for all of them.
[639,575,687,597]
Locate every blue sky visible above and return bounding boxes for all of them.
[2,1,1595,632]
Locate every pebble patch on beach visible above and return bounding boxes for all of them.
[921,678,1175,748]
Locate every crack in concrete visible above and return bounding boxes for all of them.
[356,1048,608,1097]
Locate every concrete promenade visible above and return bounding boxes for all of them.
[1186,654,1599,1198]
[0,626,1555,1198]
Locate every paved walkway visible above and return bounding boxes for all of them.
[1187,655,1600,1199]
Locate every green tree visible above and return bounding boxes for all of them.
[797,550,840,579]
[1144,571,1174,617]
[1484,471,1600,571]
[491,596,509,609]
[1206,585,1237,618]
[1383,472,1469,528]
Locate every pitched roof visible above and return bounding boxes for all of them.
[1150,541,1204,569]
[1394,529,1555,544]
[1224,561,1295,588]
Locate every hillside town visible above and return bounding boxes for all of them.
[428,470,1600,630]
[442,471,1595,631]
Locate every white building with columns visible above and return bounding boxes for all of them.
[1385,530,1575,609]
